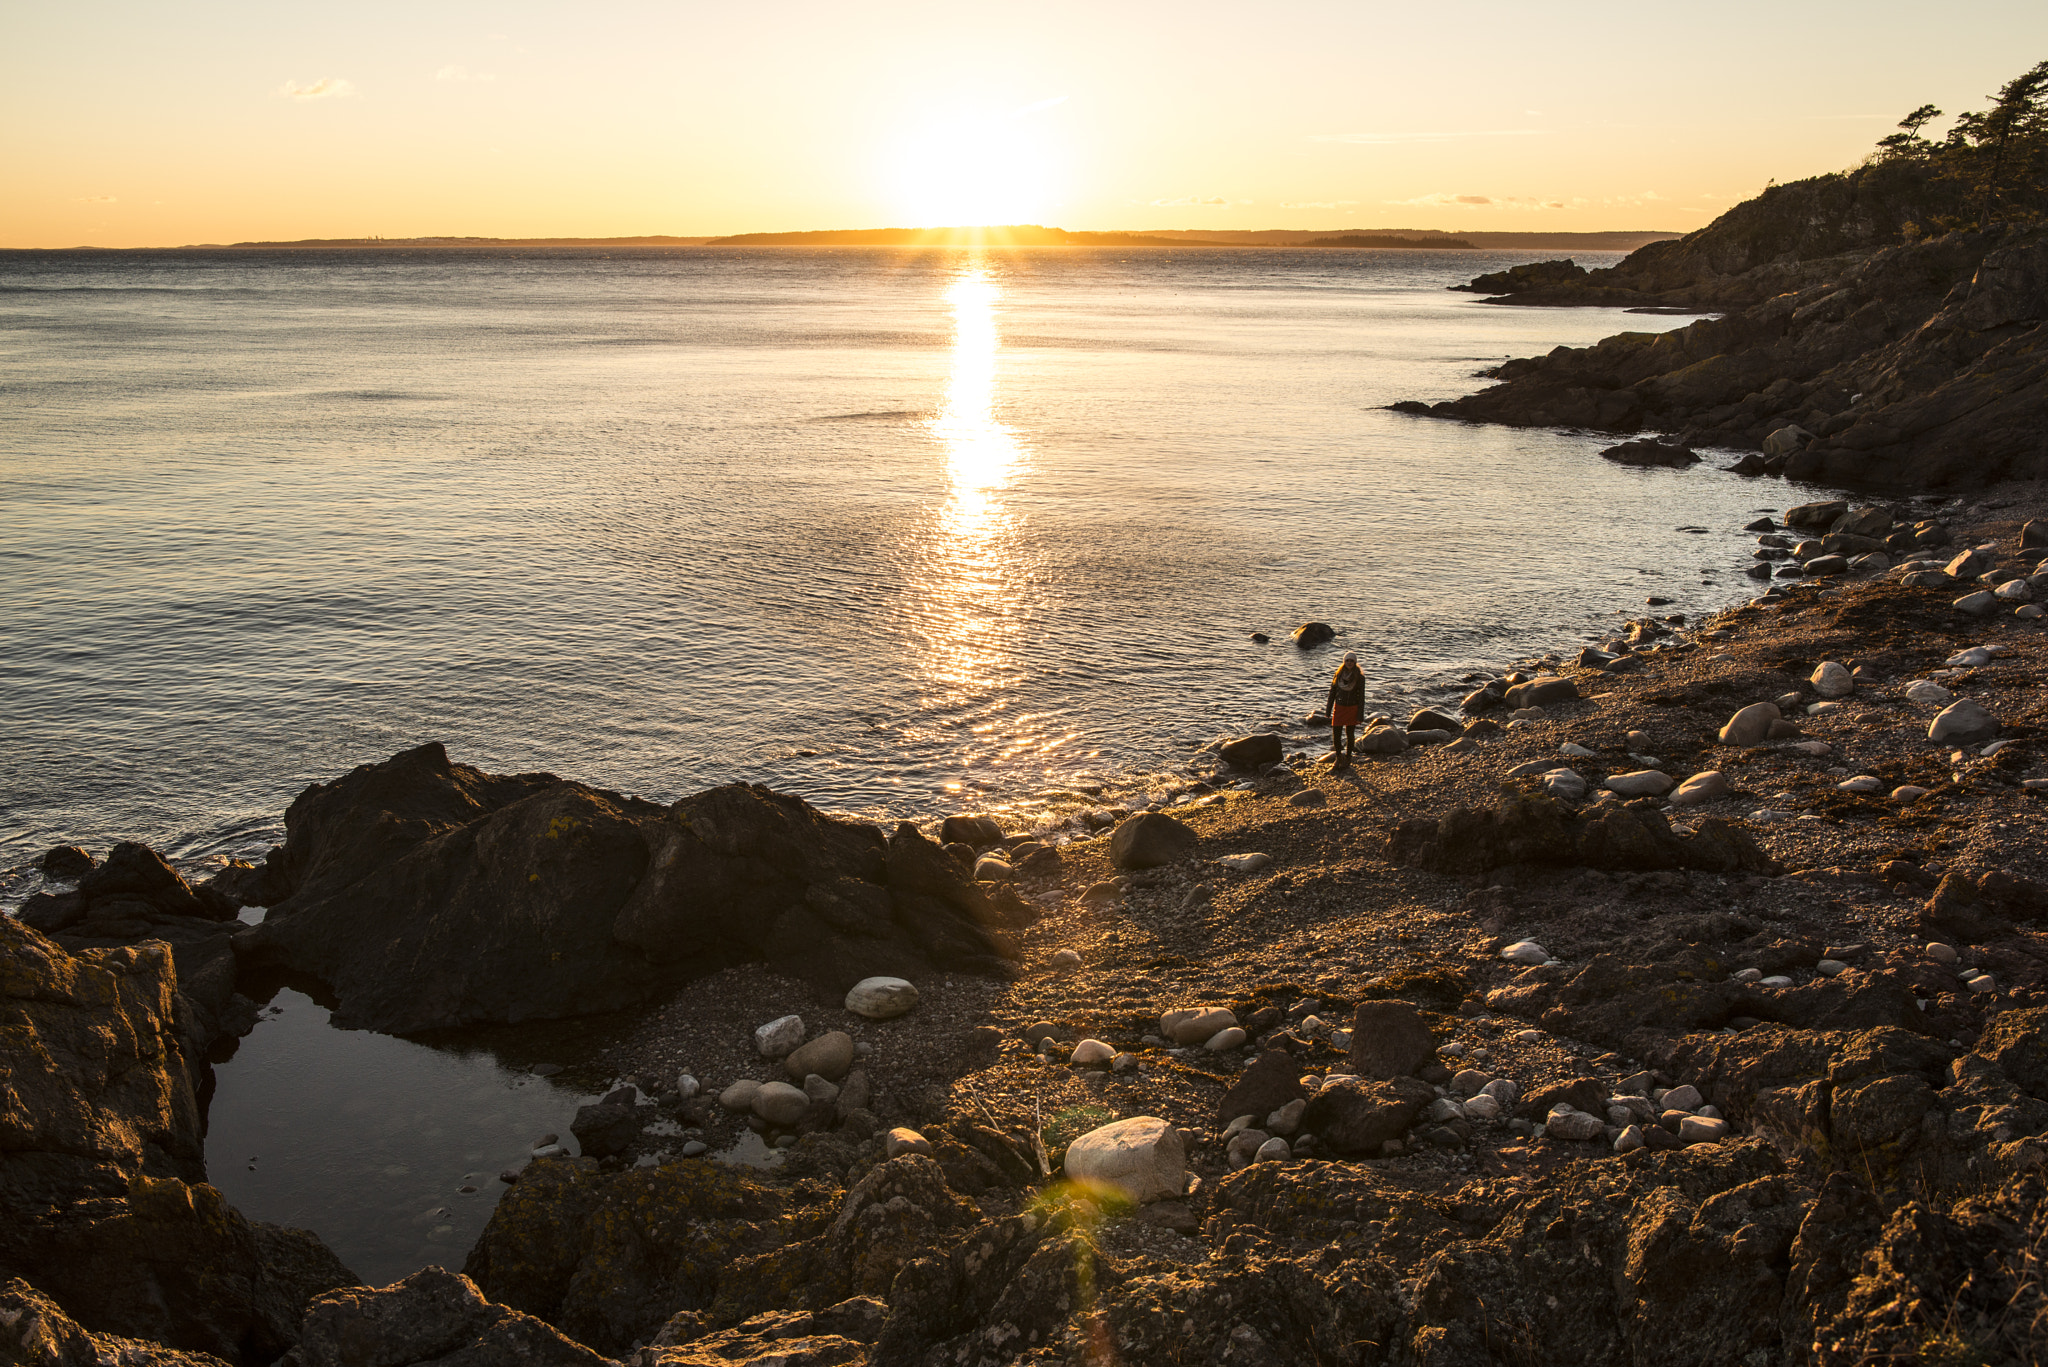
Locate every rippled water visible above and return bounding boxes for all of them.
[2,245,1801,868]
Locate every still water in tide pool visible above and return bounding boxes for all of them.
[2,245,1815,870]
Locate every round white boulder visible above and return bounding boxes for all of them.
[1063,1116,1187,1204]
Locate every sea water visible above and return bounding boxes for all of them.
[2,245,1797,867]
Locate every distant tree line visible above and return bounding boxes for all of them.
[1870,58,2048,228]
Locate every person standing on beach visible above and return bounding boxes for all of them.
[1327,652,1365,760]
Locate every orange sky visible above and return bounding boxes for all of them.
[5,0,2045,248]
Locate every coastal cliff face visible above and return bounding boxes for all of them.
[1404,154,2048,491]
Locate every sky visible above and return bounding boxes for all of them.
[5,0,2046,247]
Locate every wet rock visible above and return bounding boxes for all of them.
[784,1031,854,1083]
[570,1100,648,1159]
[1504,677,1579,709]
[1218,734,1284,768]
[1109,812,1197,870]
[1298,1076,1435,1154]
[844,976,918,1019]
[39,846,93,878]
[938,814,1003,848]
[283,1266,608,1367]
[1291,622,1336,647]
[1600,437,1700,467]
[1061,1117,1186,1204]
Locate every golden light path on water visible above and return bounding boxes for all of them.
[918,258,1080,790]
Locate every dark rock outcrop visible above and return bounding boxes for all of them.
[281,1267,610,1367]
[1393,789,1776,877]
[0,917,358,1365]
[1399,224,2048,490]
[234,744,1020,1034]
[1599,437,1700,468]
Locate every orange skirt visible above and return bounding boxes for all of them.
[1330,704,1361,726]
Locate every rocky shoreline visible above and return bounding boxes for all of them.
[6,483,2048,1365]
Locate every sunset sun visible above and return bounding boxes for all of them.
[885,101,1064,227]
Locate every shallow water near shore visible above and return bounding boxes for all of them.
[2,244,1818,869]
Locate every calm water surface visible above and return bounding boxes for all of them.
[3,246,1805,868]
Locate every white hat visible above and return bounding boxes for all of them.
[1342,652,1358,664]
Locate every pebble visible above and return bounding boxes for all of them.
[1254,1136,1292,1162]
[530,1145,565,1159]
[1545,1108,1605,1142]
[1614,1125,1645,1154]
[885,1127,933,1159]
[1810,661,1853,698]
[1928,699,1998,744]
[1205,1027,1248,1052]
[1945,647,1994,667]
[1760,975,1793,988]
[1837,776,1883,793]
[1816,959,1848,977]
[1891,785,1930,802]
[752,1081,810,1127]
[1732,969,1763,986]
[754,1015,806,1058]
[1560,742,1596,757]
[1679,1116,1730,1144]
[718,1080,761,1113]
[1668,771,1731,805]
[1463,1094,1501,1121]
[1789,739,1832,754]
[1071,1039,1114,1066]
[1661,1084,1702,1112]
[674,1074,699,1100]
[1048,950,1083,974]
[1501,941,1550,966]
[1605,770,1675,797]
[1967,974,1997,994]
[1514,1029,1544,1043]
[681,1141,709,1158]
[1927,942,1960,964]
[1904,679,1952,705]
[1217,853,1272,874]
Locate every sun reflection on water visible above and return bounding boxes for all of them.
[915,258,1031,705]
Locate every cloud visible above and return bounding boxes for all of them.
[1385,193,1567,211]
[1279,200,1358,210]
[275,77,354,100]
[436,64,497,82]
[1312,129,1542,146]
[1150,195,1229,207]
[76,195,117,204]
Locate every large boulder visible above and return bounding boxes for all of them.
[1299,1076,1435,1154]
[1060,1118,1187,1204]
[1348,1001,1436,1079]
[237,746,1020,1033]
[1108,813,1198,870]
[1218,734,1284,768]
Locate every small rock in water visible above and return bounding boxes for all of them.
[530,1145,565,1159]
[754,1015,806,1059]
[1500,941,1549,966]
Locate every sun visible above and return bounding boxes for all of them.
[885,103,1063,227]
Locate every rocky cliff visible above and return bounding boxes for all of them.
[1399,226,2048,490]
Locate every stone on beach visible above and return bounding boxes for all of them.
[1604,770,1675,797]
[1110,812,1198,869]
[1162,1006,1237,1045]
[784,1030,855,1083]
[845,976,920,1018]
[1062,1116,1187,1204]
[1219,734,1284,768]
[1668,771,1731,805]
[1218,852,1273,874]
[1718,702,1781,746]
[885,1127,933,1158]
[751,1081,810,1127]
[1299,1076,1436,1154]
[1504,677,1579,709]
[1544,1107,1605,1142]
[1501,941,1550,966]
[1928,699,1998,744]
[755,1015,806,1059]
[1070,1039,1114,1066]
[1810,661,1853,697]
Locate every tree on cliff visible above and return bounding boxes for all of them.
[1874,59,2048,228]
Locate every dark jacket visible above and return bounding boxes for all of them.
[1327,670,1364,711]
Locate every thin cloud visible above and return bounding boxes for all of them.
[1385,193,1564,211]
[1150,195,1229,207]
[436,64,497,82]
[76,195,117,204]
[1313,129,1542,146]
[275,77,354,100]
[1280,200,1358,209]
